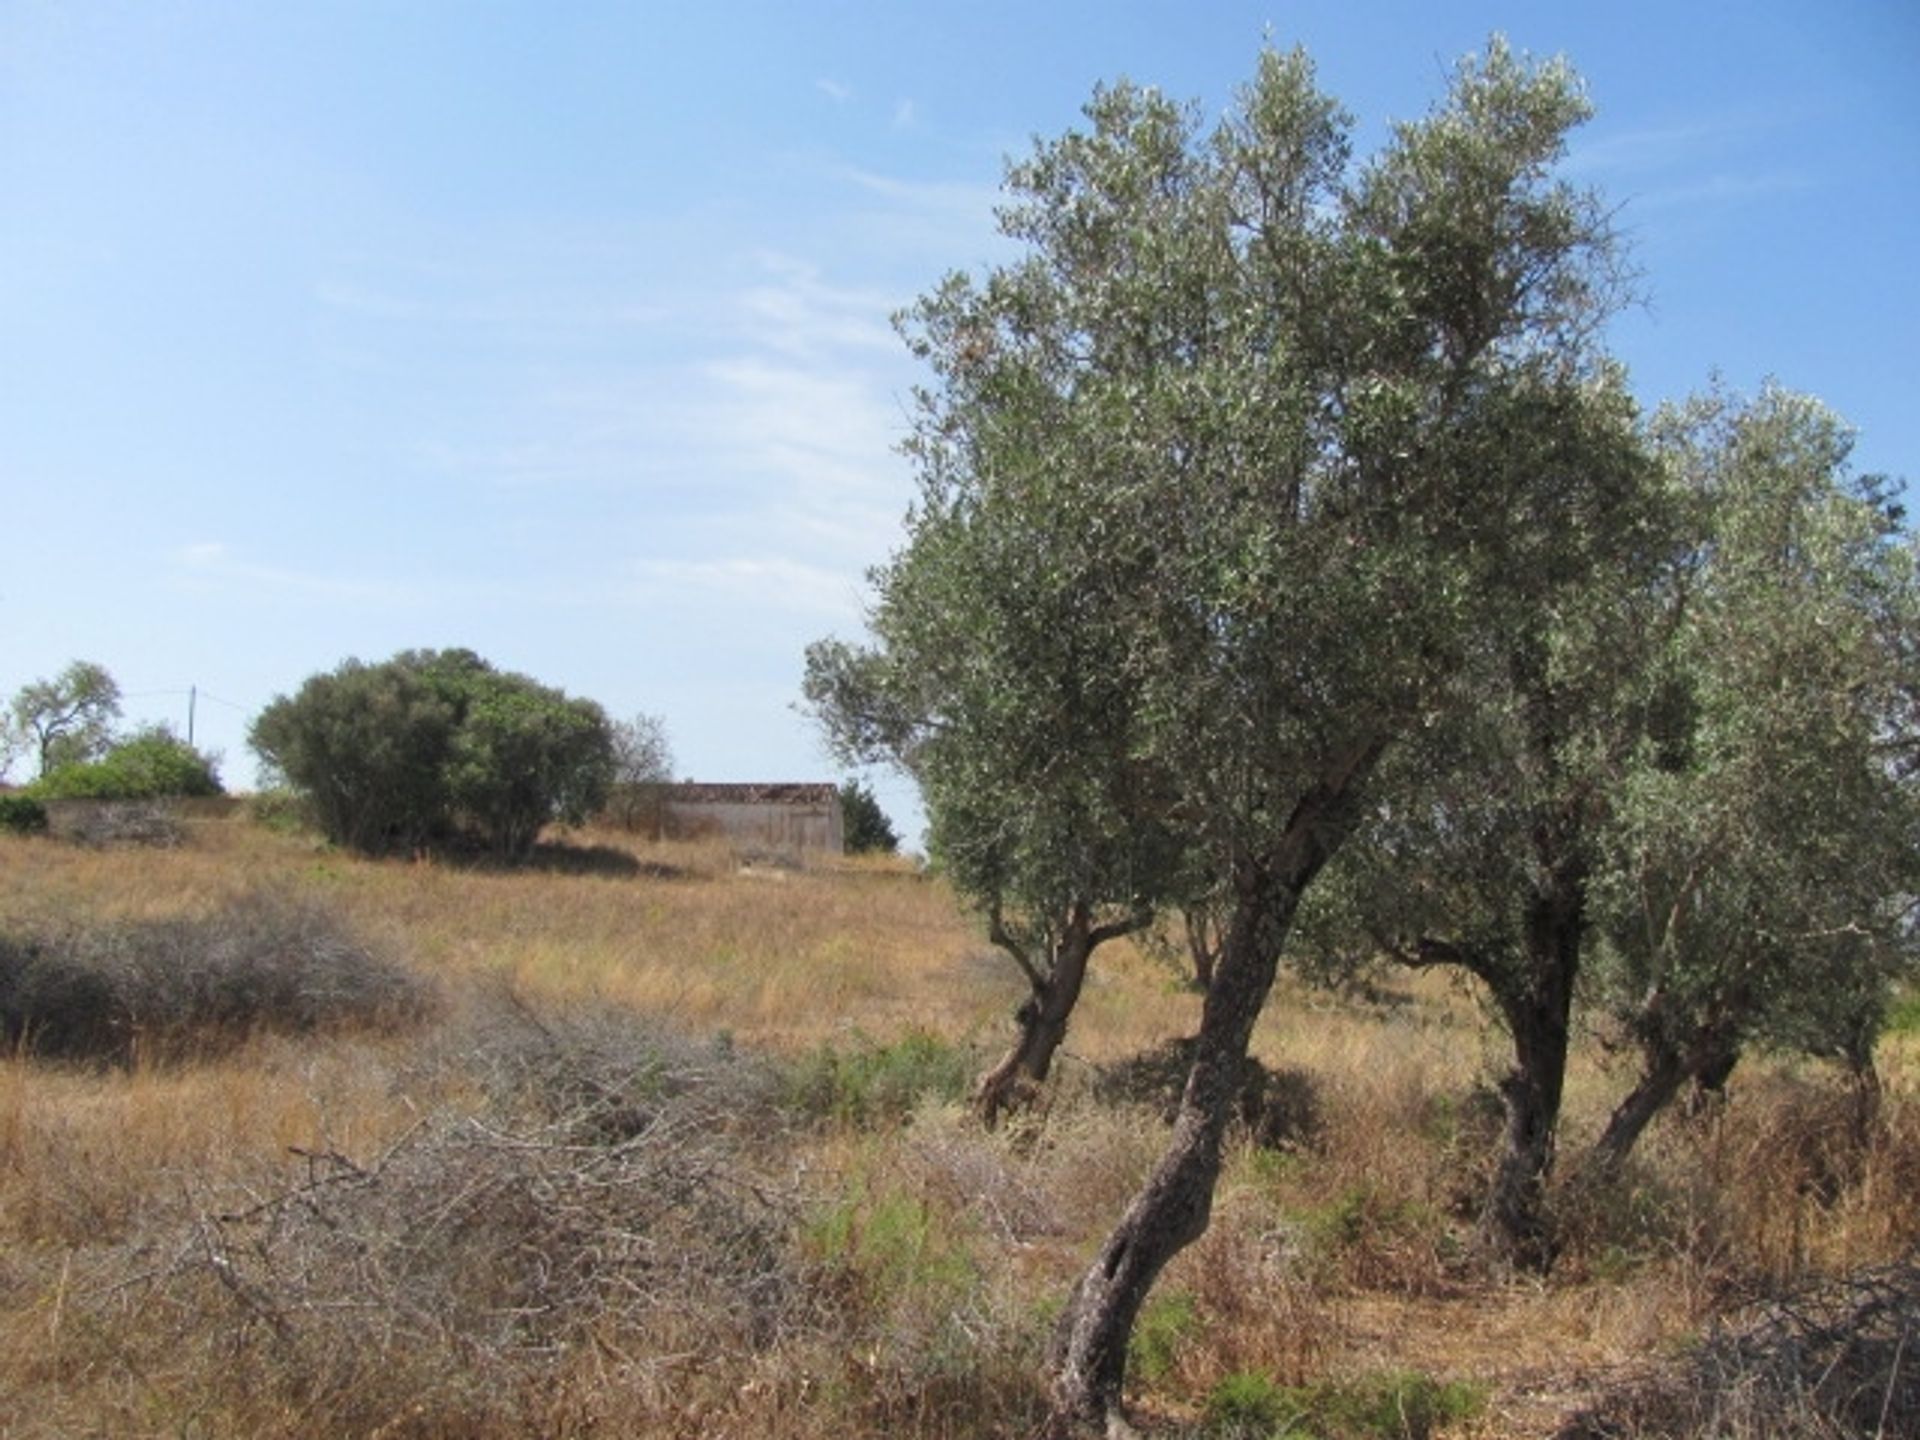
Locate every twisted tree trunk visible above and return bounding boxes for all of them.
[1476,872,1582,1271]
[975,910,1093,1125]
[1045,874,1291,1435]
[1588,1023,1739,1177]
[1589,1043,1689,1176]
[975,902,1148,1125]
[1044,744,1382,1437]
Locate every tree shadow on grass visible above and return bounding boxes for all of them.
[440,841,685,881]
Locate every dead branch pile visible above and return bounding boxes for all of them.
[1561,1253,1920,1438]
[0,887,434,1061]
[74,1002,811,1433]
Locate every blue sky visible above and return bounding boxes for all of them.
[4,1,1916,843]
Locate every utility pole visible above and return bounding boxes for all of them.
[188,686,196,747]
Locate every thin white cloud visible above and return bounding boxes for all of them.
[1566,111,1813,218]
[838,166,1000,223]
[305,179,997,629]
[315,277,670,336]
[624,555,862,618]
[1624,171,1812,213]
[830,165,1010,263]
[733,252,900,358]
[313,280,430,320]
[816,77,853,103]
[1567,118,1762,176]
[893,98,917,128]
[698,353,907,525]
[169,541,442,607]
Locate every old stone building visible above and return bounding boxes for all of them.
[656,782,843,853]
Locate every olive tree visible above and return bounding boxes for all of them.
[1586,386,1920,1170]
[1292,392,1669,1268]
[805,444,1177,1122]
[1299,517,1666,1267]
[7,660,122,778]
[251,655,459,856]
[444,674,615,860]
[819,40,1639,1434]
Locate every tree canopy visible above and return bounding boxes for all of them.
[6,660,122,779]
[837,779,900,855]
[250,649,614,861]
[602,713,676,833]
[1586,384,1920,1164]
[812,39,1654,1433]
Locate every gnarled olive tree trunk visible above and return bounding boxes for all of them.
[1587,1020,1740,1177]
[1044,750,1379,1437]
[975,902,1148,1125]
[1479,975,1572,1271]
[1475,874,1584,1271]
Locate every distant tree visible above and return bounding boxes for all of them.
[836,779,899,855]
[32,725,222,800]
[0,794,49,834]
[1585,386,1920,1171]
[603,713,675,832]
[1297,406,1669,1269]
[251,656,458,856]
[251,649,613,861]
[8,661,121,777]
[444,676,614,861]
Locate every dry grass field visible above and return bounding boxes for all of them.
[2,812,1915,1438]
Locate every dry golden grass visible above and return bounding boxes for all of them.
[2,817,1916,1438]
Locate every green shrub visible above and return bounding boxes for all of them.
[1293,1183,1446,1276]
[839,778,900,854]
[784,1028,973,1126]
[30,726,221,801]
[1886,986,1920,1036]
[1270,1370,1486,1440]
[1129,1288,1201,1386]
[245,786,310,835]
[0,794,48,834]
[1203,1370,1290,1436]
[809,1184,976,1301]
[250,648,614,861]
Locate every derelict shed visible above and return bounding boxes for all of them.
[658,782,844,853]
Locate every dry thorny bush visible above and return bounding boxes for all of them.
[1560,1253,1920,1439]
[29,998,822,1437]
[0,885,435,1062]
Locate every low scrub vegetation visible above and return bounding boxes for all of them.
[1203,1368,1485,1440]
[0,793,47,835]
[30,725,222,801]
[75,1002,805,1438]
[1,817,1915,1439]
[0,886,433,1061]
[785,1027,978,1127]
